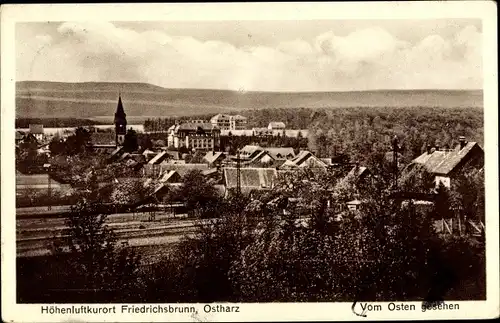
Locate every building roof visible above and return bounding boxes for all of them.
[142,149,156,156]
[224,167,277,190]
[119,152,130,161]
[266,147,295,160]
[281,150,327,169]
[159,162,210,177]
[174,122,219,133]
[211,114,231,122]
[148,151,169,165]
[268,122,286,129]
[15,131,25,140]
[231,114,247,120]
[412,142,483,175]
[29,124,44,134]
[110,146,124,158]
[202,168,219,176]
[347,166,370,178]
[240,145,262,157]
[204,151,225,164]
[246,150,275,165]
[159,170,182,183]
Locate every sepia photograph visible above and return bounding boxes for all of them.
[1,2,498,322]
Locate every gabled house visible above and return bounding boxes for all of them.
[245,150,275,166]
[203,151,226,166]
[239,145,263,159]
[158,162,210,178]
[144,151,170,177]
[223,167,277,195]
[108,146,125,161]
[280,150,327,170]
[347,165,371,182]
[407,137,483,188]
[29,124,44,141]
[265,147,296,160]
[142,149,157,161]
[167,122,221,150]
[159,170,182,184]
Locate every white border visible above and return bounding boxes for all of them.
[1,2,498,322]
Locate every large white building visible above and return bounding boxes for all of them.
[211,114,247,130]
[167,122,221,151]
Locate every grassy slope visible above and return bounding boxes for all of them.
[16,81,483,121]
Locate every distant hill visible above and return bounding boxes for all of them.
[16,81,483,121]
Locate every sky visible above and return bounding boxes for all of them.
[16,19,482,92]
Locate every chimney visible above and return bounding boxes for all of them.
[459,136,467,150]
[427,144,432,154]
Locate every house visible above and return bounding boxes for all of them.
[29,124,44,141]
[211,114,248,130]
[239,145,263,159]
[210,114,231,130]
[142,149,157,161]
[159,170,182,184]
[109,146,125,161]
[238,145,295,162]
[158,162,211,178]
[15,131,25,145]
[280,150,327,170]
[223,167,277,195]
[408,137,484,188]
[144,151,170,177]
[167,122,221,150]
[265,147,296,160]
[245,150,276,166]
[347,165,371,182]
[268,122,286,130]
[229,115,248,130]
[149,151,170,165]
[203,151,226,166]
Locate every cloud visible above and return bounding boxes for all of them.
[17,22,482,91]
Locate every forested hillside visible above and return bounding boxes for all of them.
[17,81,482,119]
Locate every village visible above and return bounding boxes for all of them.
[15,94,485,263]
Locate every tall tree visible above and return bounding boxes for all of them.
[123,129,139,152]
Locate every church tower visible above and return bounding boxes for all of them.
[114,94,127,146]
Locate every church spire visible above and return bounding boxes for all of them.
[114,93,127,146]
[115,94,126,121]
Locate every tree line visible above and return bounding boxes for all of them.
[16,118,105,128]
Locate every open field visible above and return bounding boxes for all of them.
[16,81,483,119]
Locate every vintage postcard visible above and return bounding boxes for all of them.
[1,2,498,322]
